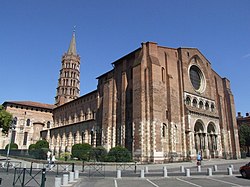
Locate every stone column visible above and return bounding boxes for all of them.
[206,133,210,158]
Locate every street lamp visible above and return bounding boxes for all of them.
[6,117,17,162]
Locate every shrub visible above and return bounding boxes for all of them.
[106,146,132,162]
[60,152,71,161]
[5,143,18,150]
[28,140,50,160]
[71,143,91,161]
[90,146,107,162]
[28,144,36,156]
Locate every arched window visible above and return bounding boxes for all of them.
[205,102,209,110]
[47,121,50,128]
[73,133,77,145]
[211,104,215,112]
[26,119,30,126]
[81,132,85,143]
[192,99,197,107]
[199,101,204,109]
[162,67,165,83]
[23,132,28,145]
[186,96,191,105]
[162,123,167,137]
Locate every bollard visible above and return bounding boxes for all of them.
[163,166,168,177]
[140,169,145,178]
[69,172,74,183]
[0,177,2,185]
[197,165,201,172]
[117,170,121,178]
[180,166,185,173]
[229,164,234,171]
[227,167,233,175]
[82,161,85,172]
[207,168,212,176]
[185,169,190,177]
[213,165,217,172]
[41,168,46,187]
[62,174,69,186]
[74,170,79,179]
[134,161,137,173]
[54,177,61,187]
[145,166,149,173]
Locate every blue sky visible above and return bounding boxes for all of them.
[0,0,249,115]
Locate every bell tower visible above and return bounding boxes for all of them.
[55,30,80,106]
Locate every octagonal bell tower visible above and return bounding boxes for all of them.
[55,30,80,106]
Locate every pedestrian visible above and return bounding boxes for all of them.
[197,152,202,166]
[51,155,56,164]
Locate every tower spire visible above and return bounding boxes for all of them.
[55,28,80,106]
[67,26,77,55]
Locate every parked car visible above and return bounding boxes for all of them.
[239,162,250,178]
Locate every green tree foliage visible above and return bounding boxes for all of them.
[71,143,91,161]
[239,124,250,151]
[106,146,132,162]
[0,105,12,134]
[90,146,107,162]
[29,140,50,159]
[5,143,18,150]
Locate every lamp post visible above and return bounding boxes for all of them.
[6,117,17,162]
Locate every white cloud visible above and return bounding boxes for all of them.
[242,53,250,58]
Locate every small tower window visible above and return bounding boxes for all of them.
[47,121,50,128]
[26,119,30,126]
[192,99,197,107]
[205,102,209,110]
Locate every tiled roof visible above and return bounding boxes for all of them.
[3,101,56,110]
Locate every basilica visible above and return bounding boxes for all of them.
[3,32,241,163]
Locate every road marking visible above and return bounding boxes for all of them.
[176,178,203,187]
[207,178,241,186]
[146,179,159,187]
[114,179,118,187]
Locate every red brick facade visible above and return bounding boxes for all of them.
[45,41,240,163]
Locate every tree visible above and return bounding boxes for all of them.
[71,143,92,161]
[106,146,132,162]
[0,105,12,134]
[239,123,250,153]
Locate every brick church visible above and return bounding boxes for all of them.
[2,31,241,163]
[39,31,241,163]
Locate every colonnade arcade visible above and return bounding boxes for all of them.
[194,120,218,158]
[48,122,96,156]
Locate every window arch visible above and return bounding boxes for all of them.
[186,96,191,105]
[47,121,50,128]
[162,67,165,83]
[205,102,209,110]
[211,104,215,112]
[199,101,204,109]
[192,99,197,107]
[26,119,30,126]
[162,123,167,137]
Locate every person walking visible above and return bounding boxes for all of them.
[197,152,202,166]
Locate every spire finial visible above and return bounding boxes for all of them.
[67,27,77,55]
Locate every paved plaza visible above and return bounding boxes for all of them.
[0,156,249,187]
